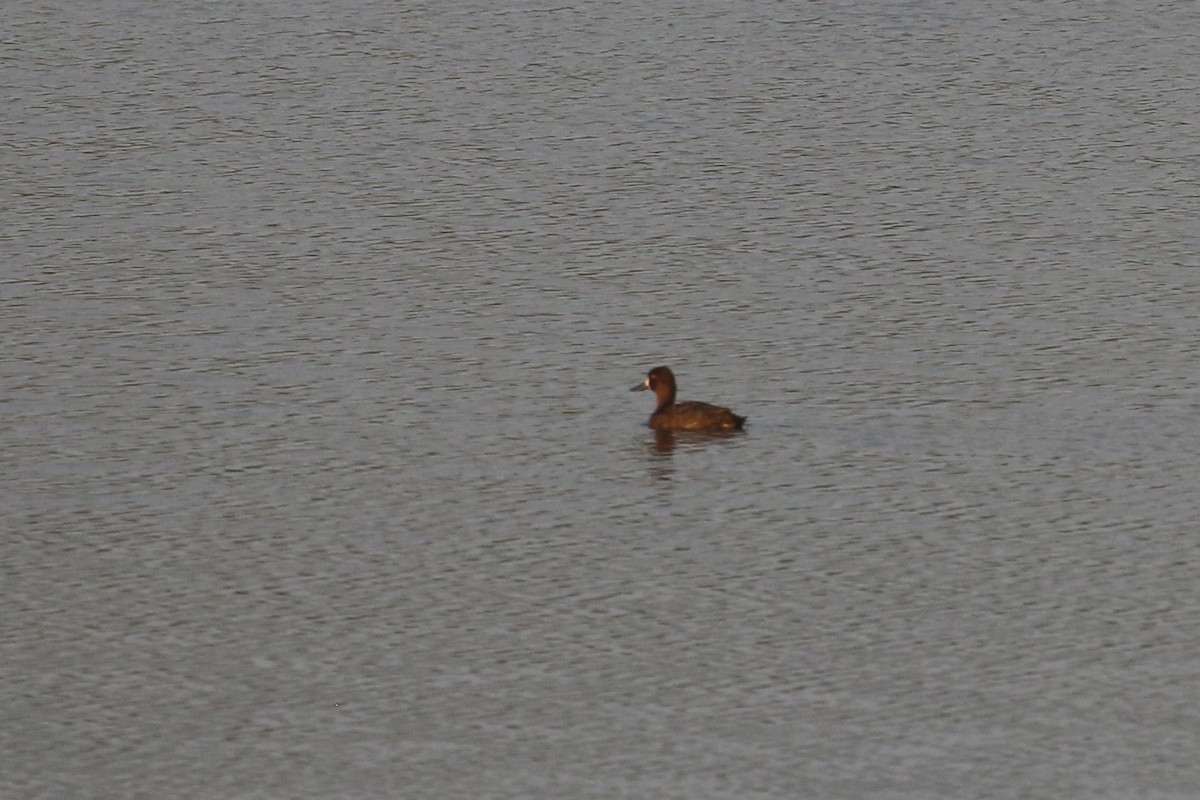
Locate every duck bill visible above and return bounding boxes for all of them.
[630,378,649,392]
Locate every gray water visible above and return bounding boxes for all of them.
[4,1,1200,797]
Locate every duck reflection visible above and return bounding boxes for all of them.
[650,428,742,453]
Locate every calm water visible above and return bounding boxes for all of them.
[4,1,1200,797]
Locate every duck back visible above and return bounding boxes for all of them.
[650,401,746,432]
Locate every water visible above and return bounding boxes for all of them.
[4,1,1200,797]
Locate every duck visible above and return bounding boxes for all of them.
[631,366,746,432]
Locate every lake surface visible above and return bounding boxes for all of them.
[4,1,1200,797]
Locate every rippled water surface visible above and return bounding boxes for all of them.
[5,1,1200,798]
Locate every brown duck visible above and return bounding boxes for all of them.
[631,366,746,432]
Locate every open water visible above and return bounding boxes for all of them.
[4,1,1200,797]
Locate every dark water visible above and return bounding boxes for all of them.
[5,1,1200,797]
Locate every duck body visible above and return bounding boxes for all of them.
[631,366,746,432]
[647,400,746,432]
